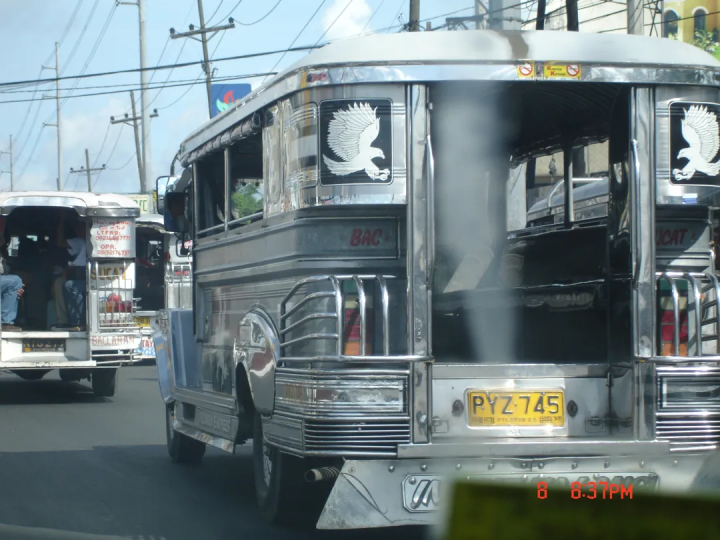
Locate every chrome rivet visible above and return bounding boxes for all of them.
[417,413,428,425]
[349,467,355,474]
[673,460,678,467]
[456,464,462,470]
[452,400,464,416]
[421,464,428,471]
[523,475,528,480]
[604,461,610,469]
[388,465,395,472]
[488,463,495,470]
[409,477,417,485]
[572,462,578,469]
[593,474,599,479]
[640,461,645,469]
[521,462,528,469]
[538,463,545,470]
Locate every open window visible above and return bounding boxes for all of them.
[196,150,226,236]
[134,224,165,312]
[228,131,263,229]
[429,81,629,364]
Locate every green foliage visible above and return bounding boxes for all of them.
[230,182,263,222]
[693,29,717,54]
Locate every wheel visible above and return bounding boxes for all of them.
[253,412,321,526]
[12,370,49,381]
[166,403,206,463]
[92,368,118,397]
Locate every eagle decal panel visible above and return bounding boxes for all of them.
[670,101,720,186]
[319,99,393,186]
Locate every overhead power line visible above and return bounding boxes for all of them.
[0,45,318,89]
[232,0,282,25]
[0,72,272,106]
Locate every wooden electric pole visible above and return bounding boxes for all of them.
[170,0,236,118]
[70,150,106,192]
[408,0,420,31]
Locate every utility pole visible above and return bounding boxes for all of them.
[408,0,420,31]
[42,42,62,190]
[627,0,644,35]
[474,0,482,29]
[110,91,158,189]
[0,136,12,191]
[488,0,521,30]
[70,150,106,192]
[117,0,153,194]
[170,2,236,118]
[565,0,579,31]
[536,0,546,30]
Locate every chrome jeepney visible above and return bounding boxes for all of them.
[0,191,141,396]
[134,212,193,360]
[155,30,720,528]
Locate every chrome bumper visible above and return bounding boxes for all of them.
[316,450,710,529]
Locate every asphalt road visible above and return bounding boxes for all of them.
[0,367,426,540]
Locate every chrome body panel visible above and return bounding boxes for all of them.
[315,452,709,529]
[0,191,140,217]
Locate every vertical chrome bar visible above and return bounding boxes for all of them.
[708,273,720,354]
[224,147,230,232]
[563,145,574,229]
[377,275,390,356]
[329,276,343,356]
[95,261,100,327]
[686,273,702,356]
[352,275,366,356]
[658,273,680,356]
[426,134,435,354]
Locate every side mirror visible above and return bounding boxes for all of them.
[164,192,188,233]
[155,175,175,214]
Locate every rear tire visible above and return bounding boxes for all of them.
[92,368,118,397]
[166,403,206,463]
[253,412,321,526]
[12,370,49,381]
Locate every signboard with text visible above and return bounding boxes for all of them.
[127,193,153,215]
[90,218,136,258]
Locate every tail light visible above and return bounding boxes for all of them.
[659,282,689,357]
[343,293,373,356]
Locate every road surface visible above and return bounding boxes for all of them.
[0,367,425,540]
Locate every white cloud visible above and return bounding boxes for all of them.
[321,0,373,42]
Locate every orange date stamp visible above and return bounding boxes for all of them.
[537,481,633,499]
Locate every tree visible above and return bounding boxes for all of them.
[693,29,717,54]
[231,182,263,223]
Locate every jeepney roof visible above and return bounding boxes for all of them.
[136,213,164,226]
[0,191,141,217]
[179,30,720,160]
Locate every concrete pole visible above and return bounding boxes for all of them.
[197,0,214,118]
[85,149,92,192]
[138,0,152,193]
[130,90,144,185]
[627,0,645,35]
[409,0,420,31]
[56,43,63,191]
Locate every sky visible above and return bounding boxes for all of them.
[0,0,484,194]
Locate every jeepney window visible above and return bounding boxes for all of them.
[196,150,226,235]
[430,81,628,364]
[228,131,264,229]
[263,106,283,217]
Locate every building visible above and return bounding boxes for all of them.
[663,0,719,43]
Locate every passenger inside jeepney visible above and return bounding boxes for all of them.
[135,229,164,311]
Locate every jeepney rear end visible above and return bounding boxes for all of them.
[161,30,720,529]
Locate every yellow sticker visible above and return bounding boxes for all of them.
[516,62,535,79]
[543,63,581,80]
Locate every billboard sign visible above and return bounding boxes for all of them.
[127,193,153,215]
[211,83,252,117]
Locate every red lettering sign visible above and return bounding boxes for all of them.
[349,228,384,247]
[656,228,689,247]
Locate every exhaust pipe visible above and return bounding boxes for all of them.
[305,466,340,483]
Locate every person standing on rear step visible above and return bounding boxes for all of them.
[54,214,88,331]
[0,219,25,331]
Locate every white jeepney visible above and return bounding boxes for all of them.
[0,191,142,396]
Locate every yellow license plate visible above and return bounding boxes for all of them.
[134,317,150,328]
[467,390,565,427]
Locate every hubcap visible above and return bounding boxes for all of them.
[262,436,273,486]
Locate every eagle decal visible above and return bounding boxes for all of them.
[673,104,720,182]
[322,102,390,181]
